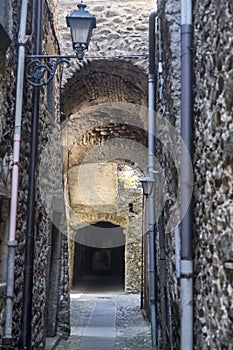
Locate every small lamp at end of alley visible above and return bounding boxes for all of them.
[140,175,155,197]
[66,2,96,60]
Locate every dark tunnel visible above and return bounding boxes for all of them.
[72,222,125,292]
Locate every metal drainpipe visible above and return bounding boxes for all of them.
[140,194,145,310]
[18,0,43,348]
[2,0,29,348]
[180,0,194,349]
[148,10,158,348]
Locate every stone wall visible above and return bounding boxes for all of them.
[0,0,155,347]
[118,187,143,293]
[1,0,231,348]
[58,0,156,79]
[0,0,70,348]
[156,0,181,347]
[0,200,10,340]
[10,1,70,346]
[193,0,233,348]
[0,0,21,342]
[157,0,233,348]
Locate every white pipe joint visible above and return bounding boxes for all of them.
[180,259,193,350]
[181,0,192,25]
[181,259,193,275]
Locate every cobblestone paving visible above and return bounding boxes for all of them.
[56,293,154,350]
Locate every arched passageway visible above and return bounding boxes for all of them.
[72,222,125,292]
[62,59,147,294]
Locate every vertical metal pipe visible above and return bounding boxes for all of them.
[19,0,43,348]
[174,226,181,278]
[148,10,158,348]
[3,1,29,348]
[140,195,145,310]
[158,211,168,349]
[180,0,193,349]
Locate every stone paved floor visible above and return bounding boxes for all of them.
[55,292,154,350]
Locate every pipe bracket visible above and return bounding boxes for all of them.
[1,336,14,348]
[180,273,193,279]
[7,240,17,247]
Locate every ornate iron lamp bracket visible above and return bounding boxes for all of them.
[25,53,149,87]
[25,55,72,87]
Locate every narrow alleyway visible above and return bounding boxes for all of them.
[54,287,153,350]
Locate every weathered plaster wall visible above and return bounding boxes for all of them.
[68,162,118,223]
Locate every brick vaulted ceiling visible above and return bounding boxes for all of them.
[61,59,148,115]
[61,59,149,172]
[61,58,148,227]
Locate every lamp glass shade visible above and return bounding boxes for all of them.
[141,181,150,196]
[66,3,96,53]
[140,176,155,196]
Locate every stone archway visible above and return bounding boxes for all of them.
[62,59,147,293]
[66,162,144,293]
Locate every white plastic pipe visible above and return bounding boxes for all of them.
[3,0,29,345]
[174,226,181,278]
[180,260,193,349]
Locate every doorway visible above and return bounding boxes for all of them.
[72,222,125,292]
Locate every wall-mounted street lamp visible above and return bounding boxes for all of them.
[26,2,96,87]
[140,175,155,197]
[66,2,96,60]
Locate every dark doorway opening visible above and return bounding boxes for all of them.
[72,222,125,292]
